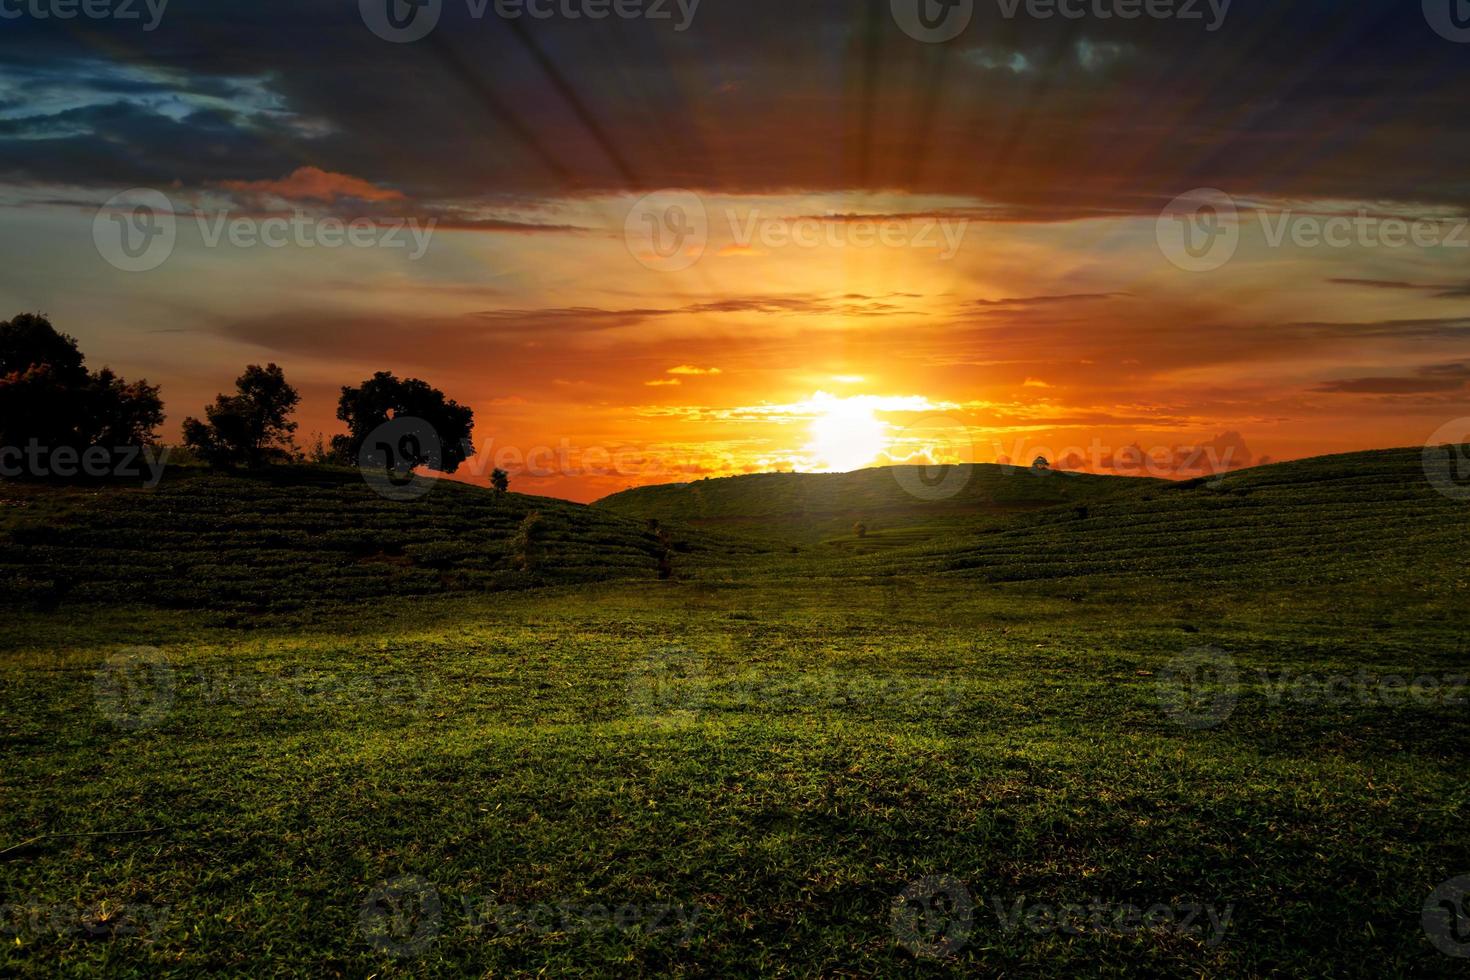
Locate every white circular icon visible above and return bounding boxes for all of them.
[359,875,442,959]
[1156,188,1239,272]
[891,875,973,959]
[1424,0,1470,42]
[1424,875,1470,957]
[624,189,708,272]
[358,417,443,501]
[891,414,975,501]
[891,0,974,43]
[1423,418,1470,502]
[627,646,707,720]
[93,189,176,273]
[1157,646,1239,729]
[94,646,176,730]
[361,0,442,43]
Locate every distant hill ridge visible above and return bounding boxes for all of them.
[595,462,1155,523]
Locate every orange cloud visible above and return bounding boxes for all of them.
[217,166,405,203]
[668,365,722,376]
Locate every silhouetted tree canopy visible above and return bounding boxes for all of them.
[334,372,474,474]
[491,468,509,494]
[0,313,164,451]
[182,364,301,469]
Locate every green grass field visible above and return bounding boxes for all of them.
[2,448,1468,976]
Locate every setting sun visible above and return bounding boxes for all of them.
[803,395,889,473]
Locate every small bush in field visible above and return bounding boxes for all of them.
[853,522,868,539]
[511,511,546,571]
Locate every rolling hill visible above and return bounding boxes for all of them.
[597,448,1469,597]
[899,446,1468,592]
[0,465,752,614]
[3,447,1463,615]
[595,463,1156,545]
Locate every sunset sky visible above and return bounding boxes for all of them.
[2,0,1469,500]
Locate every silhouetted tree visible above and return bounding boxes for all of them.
[182,364,300,469]
[491,468,509,494]
[1032,455,1051,470]
[0,313,163,453]
[306,433,350,466]
[333,372,474,474]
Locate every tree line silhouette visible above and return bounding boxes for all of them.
[1,313,479,483]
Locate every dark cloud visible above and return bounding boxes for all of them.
[1327,278,1470,299]
[0,1,1467,215]
[972,292,1125,308]
[1315,361,1470,395]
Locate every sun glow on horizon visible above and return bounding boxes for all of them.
[802,395,890,473]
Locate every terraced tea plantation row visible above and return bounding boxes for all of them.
[887,448,1467,595]
[597,464,1153,544]
[0,466,754,614]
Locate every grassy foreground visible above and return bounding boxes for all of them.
[1,449,1467,976]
